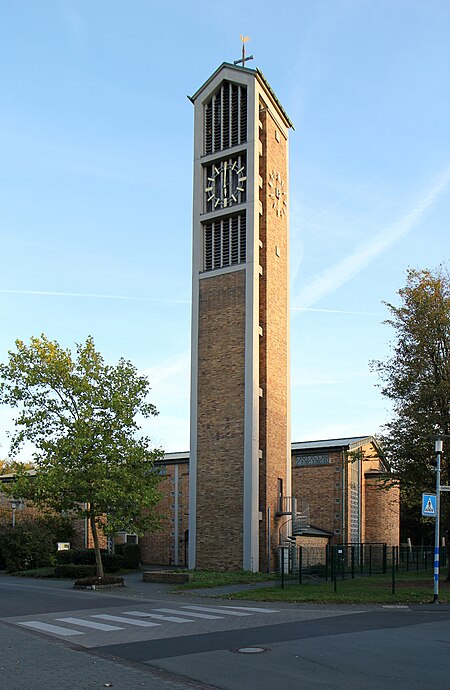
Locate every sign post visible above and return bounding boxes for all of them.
[433,439,442,603]
[428,435,450,604]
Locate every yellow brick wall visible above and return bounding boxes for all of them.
[292,450,344,540]
[195,270,246,570]
[140,463,190,566]
[258,105,290,570]
[364,476,400,545]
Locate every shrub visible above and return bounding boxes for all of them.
[71,548,103,565]
[55,564,96,579]
[0,521,55,572]
[74,575,124,587]
[55,549,73,564]
[119,543,141,569]
[56,548,123,573]
[101,553,124,573]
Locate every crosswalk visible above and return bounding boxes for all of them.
[16,604,279,639]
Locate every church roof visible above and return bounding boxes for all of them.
[291,436,375,452]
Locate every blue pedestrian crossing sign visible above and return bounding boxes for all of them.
[422,493,437,517]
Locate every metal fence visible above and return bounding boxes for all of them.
[277,543,446,589]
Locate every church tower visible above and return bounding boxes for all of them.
[189,59,293,572]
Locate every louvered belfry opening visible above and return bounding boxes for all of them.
[203,214,246,272]
[204,82,247,154]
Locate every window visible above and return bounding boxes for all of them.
[204,82,247,155]
[203,214,246,271]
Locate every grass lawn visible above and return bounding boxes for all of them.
[175,570,277,590]
[228,571,450,604]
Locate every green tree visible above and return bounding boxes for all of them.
[0,335,163,577]
[372,266,450,548]
[0,459,34,474]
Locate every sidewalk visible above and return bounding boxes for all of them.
[0,621,203,690]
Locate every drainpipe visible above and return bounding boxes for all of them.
[342,451,346,543]
[174,464,179,566]
[358,451,362,544]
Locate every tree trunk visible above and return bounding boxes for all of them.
[90,512,104,578]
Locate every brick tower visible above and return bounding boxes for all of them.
[188,61,293,571]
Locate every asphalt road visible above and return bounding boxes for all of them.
[1,573,449,690]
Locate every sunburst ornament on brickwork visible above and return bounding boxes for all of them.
[268,170,287,218]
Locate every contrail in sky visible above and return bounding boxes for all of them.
[293,164,450,310]
[0,289,190,304]
[0,289,377,315]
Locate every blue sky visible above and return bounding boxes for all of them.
[1,0,449,455]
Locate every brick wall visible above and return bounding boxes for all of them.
[292,451,344,540]
[258,103,290,571]
[194,270,246,570]
[364,474,400,545]
[140,462,190,566]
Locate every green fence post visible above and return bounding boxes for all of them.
[406,547,409,572]
[333,546,337,593]
[281,549,284,589]
[298,546,302,585]
[392,546,396,595]
[351,546,355,579]
[369,545,372,576]
[383,544,387,574]
[325,544,329,582]
[360,543,364,575]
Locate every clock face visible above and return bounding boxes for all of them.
[268,170,287,217]
[205,159,246,211]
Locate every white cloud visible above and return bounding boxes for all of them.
[293,164,450,310]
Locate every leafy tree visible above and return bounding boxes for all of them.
[372,266,450,549]
[0,459,34,475]
[0,335,163,577]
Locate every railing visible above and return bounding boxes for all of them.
[277,544,443,588]
[276,496,294,515]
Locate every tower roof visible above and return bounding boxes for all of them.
[189,62,294,130]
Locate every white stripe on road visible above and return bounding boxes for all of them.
[91,614,160,627]
[123,611,194,623]
[18,621,84,636]
[181,605,253,617]
[57,617,123,631]
[219,606,279,613]
[154,607,223,620]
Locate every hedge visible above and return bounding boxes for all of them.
[55,549,124,573]
[115,543,141,569]
[55,564,96,579]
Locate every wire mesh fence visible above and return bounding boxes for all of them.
[277,543,446,590]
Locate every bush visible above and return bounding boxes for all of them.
[101,553,124,573]
[0,521,55,572]
[117,543,141,569]
[71,548,104,565]
[55,548,123,573]
[55,564,96,579]
[74,575,124,587]
[55,549,74,565]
